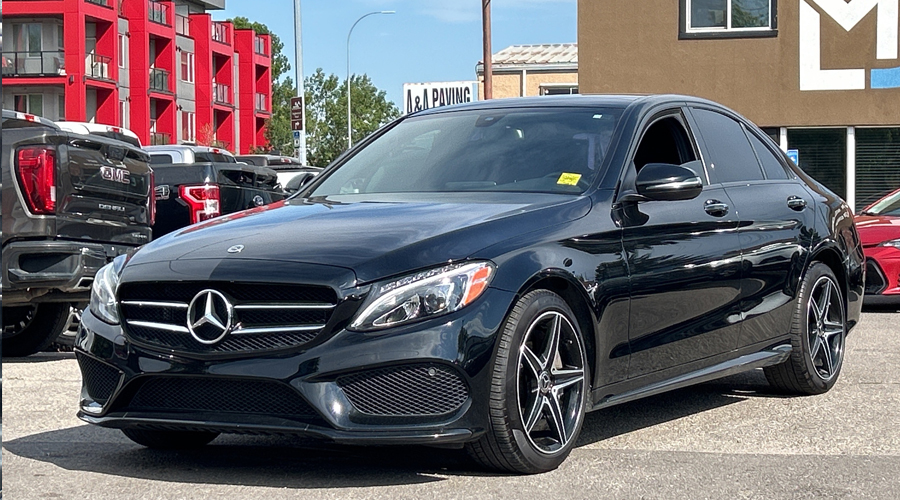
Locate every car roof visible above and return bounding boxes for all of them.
[411,94,729,116]
[1,109,59,128]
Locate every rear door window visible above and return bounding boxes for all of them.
[690,108,765,184]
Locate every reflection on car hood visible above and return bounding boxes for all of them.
[132,193,592,283]
[854,215,900,246]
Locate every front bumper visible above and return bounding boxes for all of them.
[74,287,516,445]
[863,246,900,303]
[2,240,130,306]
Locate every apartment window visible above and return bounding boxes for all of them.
[59,94,66,120]
[13,24,43,56]
[680,0,777,38]
[14,94,44,116]
[57,25,65,50]
[181,111,196,142]
[118,34,126,68]
[540,84,579,96]
[180,52,194,83]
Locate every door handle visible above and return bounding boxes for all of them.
[787,196,807,211]
[704,199,729,217]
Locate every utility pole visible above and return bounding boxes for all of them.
[482,0,492,100]
[293,0,307,164]
[347,11,394,149]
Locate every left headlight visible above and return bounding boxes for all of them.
[90,254,127,325]
[880,238,900,248]
[349,261,495,332]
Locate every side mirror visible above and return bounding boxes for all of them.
[635,162,703,201]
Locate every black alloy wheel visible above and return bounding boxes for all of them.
[467,290,588,473]
[764,262,846,395]
[2,303,70,357]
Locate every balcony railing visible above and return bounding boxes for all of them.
[149,0,170,26]
[213,83,232,105]
[85,0,113,8]
[85,53,112,79]
[255,92,269,112]
[150,132,172,145]
[2,51,66,77]
[175,14,191,37]
[254,36,268,56]
[212,22,230,45]
[149,68,170,92]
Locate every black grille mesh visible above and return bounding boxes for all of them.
[128,377,319,418]
[338,364,468,417]
[866,259,888,295]
[126,325,319,353]
[76,353,121,405]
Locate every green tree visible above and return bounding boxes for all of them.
[304,68,401,167]
[228,16,294,153]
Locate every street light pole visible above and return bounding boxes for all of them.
[293,0,307,164]
[347,10,394,149]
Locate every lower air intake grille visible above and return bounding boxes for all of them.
[76,352,121,405]
[865,259,888,295]
[338,364,468,417]
[128,377,320,418]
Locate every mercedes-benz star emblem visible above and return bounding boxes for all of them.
[187,290,234,344]
[227,244,244,254]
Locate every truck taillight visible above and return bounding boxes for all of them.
[16,146,57,215]
[148,171,157,226]
[180,184,220,224]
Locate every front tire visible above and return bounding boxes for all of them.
[122,428,220,449]
[764,262,846,395]
[466,290,589,473]
[2,303,70,357]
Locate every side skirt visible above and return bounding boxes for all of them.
[592,344,792,411]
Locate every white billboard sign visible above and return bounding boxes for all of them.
[403,81,479,115]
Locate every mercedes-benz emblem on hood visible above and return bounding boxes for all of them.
[227,245,244,254]
[187,290,234,344]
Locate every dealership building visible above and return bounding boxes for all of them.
[579,0,900,211]
[2,0,273,153]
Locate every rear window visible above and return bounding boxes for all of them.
[93,132,142,148]
[195,153,236,163]
[236,157,266,166]
[150,154,175,165]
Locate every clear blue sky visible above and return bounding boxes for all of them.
[214,0,577,107]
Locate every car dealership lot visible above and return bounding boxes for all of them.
[3,309,899,500]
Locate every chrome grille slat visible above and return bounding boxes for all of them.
[118,282,337,355]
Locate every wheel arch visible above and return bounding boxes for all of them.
[808,244,848,308]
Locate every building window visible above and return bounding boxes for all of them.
[540,84,579,96]
[181,111,196,142]
[680,0,777,39]
[856,128,900,212]
[180,52,194,83]
[59,94,66,121]
[787,128,846,201]
[13,24,43,56]
[118,34,126,68]
[57,25,65,51]
[14,94,44,116]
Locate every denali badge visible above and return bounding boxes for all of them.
[187,290,234,345]
[227,245,244,254]
[100,165,131,185]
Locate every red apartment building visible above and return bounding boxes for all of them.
[2,0,272,154]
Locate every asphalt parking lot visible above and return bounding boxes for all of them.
[3,308,899,500]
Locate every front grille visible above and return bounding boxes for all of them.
[118,282,337,356]
[338,363,469,417]
[127,377,320,418]
[866,259,888,295]
[76,352,121,405]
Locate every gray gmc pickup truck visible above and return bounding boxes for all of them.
[2,110,154,356]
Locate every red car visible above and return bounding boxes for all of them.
[856,188,900,305]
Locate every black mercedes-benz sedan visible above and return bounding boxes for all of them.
[76,95,864,473]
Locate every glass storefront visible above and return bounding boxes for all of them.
[787,128,846,200]
[856,128,900,211]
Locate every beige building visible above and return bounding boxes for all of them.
[476,44,578,99]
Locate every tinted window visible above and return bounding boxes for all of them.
[311,108,623,196]
[195,153,236,163]
[746,130,788,180]
[691,108,764,183]
[236,156,265,166]
[150,154,174,165]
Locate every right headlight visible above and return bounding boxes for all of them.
[90,255,127,325]
[349,261,495,332]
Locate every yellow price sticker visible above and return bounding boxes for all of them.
[557,173,582,186]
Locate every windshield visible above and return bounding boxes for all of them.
[867,190,900,216]
[310,108,622,196]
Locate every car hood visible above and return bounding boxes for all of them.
[131,193,592,284]
[854,215,900,246]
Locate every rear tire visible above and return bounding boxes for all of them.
[122,428,220,449]
[466,290,589,474]
[2,303,70,357]
[764,262,846,395]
